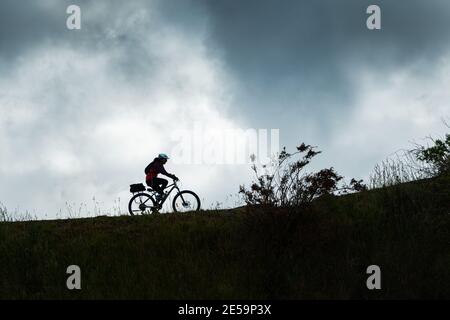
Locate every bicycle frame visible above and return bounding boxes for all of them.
[148,180,180,207]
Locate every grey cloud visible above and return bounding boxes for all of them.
[0,1,65,68]
[198,0,450,131]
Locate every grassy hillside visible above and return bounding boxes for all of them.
[0,175,449,299]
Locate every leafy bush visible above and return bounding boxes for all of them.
[413,133,450,177]
[239,143,366,207]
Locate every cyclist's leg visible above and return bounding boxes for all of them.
[160,178,168,191]
[152,178,166,194]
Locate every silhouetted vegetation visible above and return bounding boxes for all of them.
[0,134,449,299]
[239,143,366,207]
[413,133,450,177]
[0,170,449,299]
[369,130,450,188]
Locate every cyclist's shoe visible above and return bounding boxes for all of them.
[155,193,164,202]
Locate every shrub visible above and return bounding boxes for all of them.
[239,143,366,207]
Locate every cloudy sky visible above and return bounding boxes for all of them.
[0,0,449,218]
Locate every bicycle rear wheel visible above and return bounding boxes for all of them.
[128,193,157,215]
[172,190,201,213]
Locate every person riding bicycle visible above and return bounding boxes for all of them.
[145,153,178,201]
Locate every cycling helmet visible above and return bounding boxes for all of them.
[158,153,169,160]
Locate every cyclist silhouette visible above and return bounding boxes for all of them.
[145,153,178,201]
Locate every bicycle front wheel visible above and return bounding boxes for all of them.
[172,190,201,213]
[128,193,157,215]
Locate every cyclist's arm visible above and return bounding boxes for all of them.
[160,165,177,180]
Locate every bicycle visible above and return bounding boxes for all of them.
[128,179,201,215]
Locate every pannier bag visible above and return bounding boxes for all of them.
[130,183,146,193]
